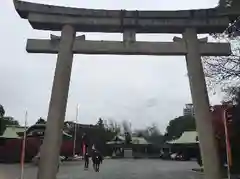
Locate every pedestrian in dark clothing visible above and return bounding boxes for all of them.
[92,150,103,172]
[84,152,89,169]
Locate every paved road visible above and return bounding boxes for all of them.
[0,159,203,179]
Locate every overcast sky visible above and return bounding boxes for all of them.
[0,0,222,132]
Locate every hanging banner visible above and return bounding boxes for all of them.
[82,142,86,156]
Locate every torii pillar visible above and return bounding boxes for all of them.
[174,30,222,179]
[182,28,222,179]
[37,25,76,179]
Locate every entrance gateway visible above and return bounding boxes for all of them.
[14,1,237,179]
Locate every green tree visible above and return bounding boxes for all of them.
[164,115,196,141]
[146,124,164,145]
[124,132,132,144]
[0,116,20,135]
[3,117,19,125]
[0,105,20,134]
[218,0,240,8]
[0,104,5,118]
[106,119,121,134]
[36,117,46,124]
[218,0,231,7]
[64,119,120,155]
[122,120,132,144]
[134,124,164,145]
[96,118,104,129]
[135,129,147,138]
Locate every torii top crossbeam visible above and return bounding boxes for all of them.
[13,0,240,33]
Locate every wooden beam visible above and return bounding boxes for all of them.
[26,39,231,56]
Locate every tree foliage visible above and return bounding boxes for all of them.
[0,105,19,135]
[121,120,132,144]
[218,0,240,8]
[105,119,121,134]
[203,35,240,93]
[96,118,104,129]
[64,119,119,155]
[122,120,131,134]
[164,115,196,141]
[0,104,5,118]
[35,118,46,124]
[124,132,132,144]
[134,124,164,145]
[218,0,232,7]
[203,1,240,93]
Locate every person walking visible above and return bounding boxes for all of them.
[84,152,89,169]
[92,149,103,172]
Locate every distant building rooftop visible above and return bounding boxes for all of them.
[0,126,25,139]
[64,121,96,129]
[107,135,151,145]
[167,131,198,144]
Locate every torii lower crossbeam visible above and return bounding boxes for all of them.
[26,39,231,56]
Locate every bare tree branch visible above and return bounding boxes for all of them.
[203,35,240,93]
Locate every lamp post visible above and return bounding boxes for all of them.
[73,104,79,157]
[223,106,233,179]
[20,110,28,179]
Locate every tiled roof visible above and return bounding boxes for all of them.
[167,131,199,144]
[0,126,25,139]
[107,135,150,145]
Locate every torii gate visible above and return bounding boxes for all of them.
[13,1,237,179]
